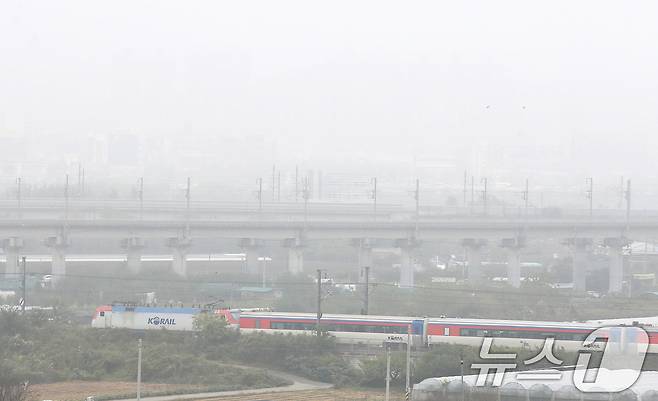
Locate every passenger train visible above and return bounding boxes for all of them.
[91,304,658,352]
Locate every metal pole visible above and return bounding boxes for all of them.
[372,177,377,221]
[277,171,281,202]
[16,177,22,212]
[589,178,593,217]
[482,177,488,215]
[363,265,369,315]
[463,170,467,208]
[626,179,632,231]
[78,163,82,194]
[64,174,69,223]
[406,324,412,395]
[185,177,191,235]
[586,177,593,217]
[137,338,143,401]
[460,354,465,401]
[21,256,26,314]
[185,177,191,215]
[524,178,529,213]
[385,344,391,401]
[262,256,267,288]
[414,178,420,234]
[415,179,420,219]
[138,177,144,221]
[258,178,263,213]
[295,165,299,203]
[470,176,474,214]
[303,177,309,227]
[316,268,322,336]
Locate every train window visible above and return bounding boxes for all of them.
[459,328,589,341]
[324,323,407,334]
[271,322,315,330]
[99,311,105,317]
[255,320,261,329]
[444,327,450,336]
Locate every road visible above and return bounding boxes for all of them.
[106,369,333,401]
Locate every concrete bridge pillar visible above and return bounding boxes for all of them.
[240,238,263,275]
[352,238,374,282]
[501,237,525,288]
[604,237,630,294]
[167,236,191,277]
[121,237,145,274]
[44,234,71,285]
[2,237,24,277]
[395,238,420,289]
[283,237,304,274]
[462,238,488,285]
[565,238,592,292]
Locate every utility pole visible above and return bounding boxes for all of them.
[21,256,26,314]
[77,163,82,195]
[481,177,488,215]
[138,177,144,221]
[470,176,475,215]
[272,165,276,202]
[261,256,267,288]
[295,165,299,203]
[258,177,263,214]
[460,353,465,401]
[405,324,412,396]
[185,177,191,235]
[316,269,323,337]
[303,177,310,227]
[16,177,22,216]
[385,343,391,401]
[463,170,467,208]
[625,179,632,231]
[362,266,369,315]
[64,174,69,224]
[523,178,529,214]
[371,177,377,221]
[414,178,420,234]
[277,171,281,202]
[137,338,143,401]
[586,177,593,217]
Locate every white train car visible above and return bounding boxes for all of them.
[238,311,425,347]
[91,304,204,330]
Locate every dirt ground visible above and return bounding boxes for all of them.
[27,381,201,401]
[196,389,405,401]
[27,382,403,401]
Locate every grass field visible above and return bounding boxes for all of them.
[26,383,403,401]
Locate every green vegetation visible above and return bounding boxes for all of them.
[0,311,288,391]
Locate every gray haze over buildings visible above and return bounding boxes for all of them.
[1,1,658,206]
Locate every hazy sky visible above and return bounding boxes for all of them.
[1,1,658,176]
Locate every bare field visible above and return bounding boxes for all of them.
[27,381,201,401]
